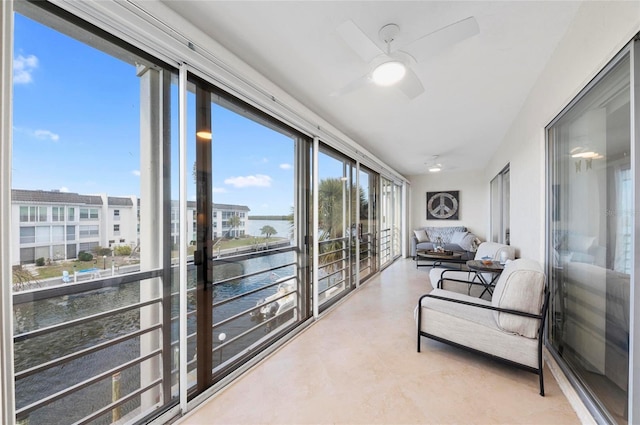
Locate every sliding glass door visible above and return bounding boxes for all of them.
[490,165,510,244]
[188,76,311,394]
[380,177,403,267]
[316,147,356,308]
[547,50,630,424]
[11,2,179,422]
[358,166,378,281]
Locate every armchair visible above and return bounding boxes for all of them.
[417,258,549,395]
[429,242,515,293]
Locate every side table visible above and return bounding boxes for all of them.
[466,260,505,297]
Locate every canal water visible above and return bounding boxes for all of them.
[14,250,296,424]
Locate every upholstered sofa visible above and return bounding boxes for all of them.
[417,258,549,395]
[411,226,479,259]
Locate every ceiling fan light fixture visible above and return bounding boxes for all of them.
[428,166,442,173]
[371,61,406,86]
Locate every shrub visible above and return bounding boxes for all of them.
[92,246,112,257]
[114,245,131,256]
[78,251,93,262]
[35,257,45,267]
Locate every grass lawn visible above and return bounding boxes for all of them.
[19,237,288,283]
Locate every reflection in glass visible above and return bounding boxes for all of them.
[548,54,630,424]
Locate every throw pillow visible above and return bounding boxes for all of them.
[458,233,478,251]
[450,231,468,245]
[413,229,429,243]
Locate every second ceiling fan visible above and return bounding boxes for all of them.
[334,16,479,99]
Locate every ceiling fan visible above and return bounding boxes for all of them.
[333,16,479,99]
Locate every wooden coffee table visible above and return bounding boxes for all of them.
[416,250,465,269]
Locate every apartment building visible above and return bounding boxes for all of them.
[11,189,137,265]
[13,190,250,264]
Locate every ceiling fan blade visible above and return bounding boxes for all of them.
[336,20,384,63]
[395,67,424,99]
[401,16,479,62]
[330,73,372,97]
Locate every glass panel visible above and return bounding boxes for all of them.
[51,225,64,242]
[358,167,378,281]
[209,92,301,371]
[35,227,49,244]
[20,227,34,244]
[548,54,630,424]
[66,225,75,241]
[392,183,402,259]
[19,206,28,222]
[187,77,309,393]
[318,148,353,307]
[12,3,179,423]
[380,177,392,267]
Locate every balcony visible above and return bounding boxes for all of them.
[12,251,581,424]
[179,258,581,424]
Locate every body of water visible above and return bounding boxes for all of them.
[246,219,292,240]
[14,250,297,424]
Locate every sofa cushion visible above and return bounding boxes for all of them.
[425,226,466,243]
[414,229,429,243]
[491,259,545,338]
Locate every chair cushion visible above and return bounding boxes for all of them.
[491,259,545,338]
[414,229,429,243]
[419,289,539,368]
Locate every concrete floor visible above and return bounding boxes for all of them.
[178,258,581,424]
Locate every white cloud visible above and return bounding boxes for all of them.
[131,170,141,177]
[34,129,60,141]
[14,54,38,84]
[224,174,272,188]
[279,163,292,170]
[59,187,69,193]
[213,187,227,193]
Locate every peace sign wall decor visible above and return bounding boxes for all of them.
[426,190,460,220]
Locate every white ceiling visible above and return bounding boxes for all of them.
[162,1,582,177]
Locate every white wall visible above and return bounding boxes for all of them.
[408,170,488,240]
[485,1,640,261]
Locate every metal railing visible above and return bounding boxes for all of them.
[380,228,391,266]
[13,245,304,424]
[318,236,350,304]
[13,269,166,424]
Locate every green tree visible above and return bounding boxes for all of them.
[227,214,241,238]
[318,178,345,239]
[260,225,277,239]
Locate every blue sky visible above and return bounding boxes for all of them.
[12,13,296,216]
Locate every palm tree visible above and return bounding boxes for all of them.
[318,178,345,239]
[227,214,241,238]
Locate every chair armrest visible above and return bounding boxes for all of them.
[437,269,484,289]
[419,293,543,320]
